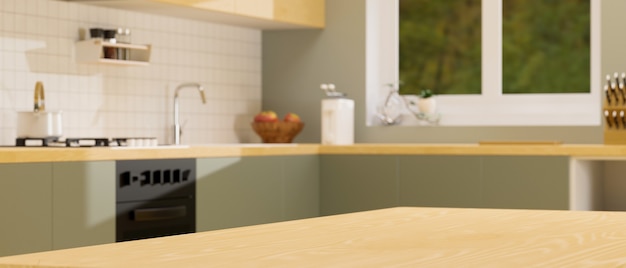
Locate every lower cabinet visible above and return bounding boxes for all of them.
[52,161,116,250]
[320,155,398,216]
[0,163,53,257]
[196,155,319,232]
[481,156,569,210]
[0,161,117,257]
[0,153,570,257]
[399,156,483,208]
[283,155,320,221]
[320,155,570,216]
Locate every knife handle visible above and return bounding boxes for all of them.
[606,110,613,128]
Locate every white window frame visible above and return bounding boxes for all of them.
[366,0,601,126]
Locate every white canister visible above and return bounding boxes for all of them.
[322,98,354,145]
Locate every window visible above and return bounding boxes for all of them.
[399,0,482,96]
[501,0,590,94]
[366,0,600,126]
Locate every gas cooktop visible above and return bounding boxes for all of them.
[15,137,159,147]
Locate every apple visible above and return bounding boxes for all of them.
[283,112,301,123]
[254,110,279,122]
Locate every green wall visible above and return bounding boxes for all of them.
[262,0,616,144]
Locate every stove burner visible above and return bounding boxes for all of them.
[14,137,158,147]
[16,137,59,147]
[65,138,110,147]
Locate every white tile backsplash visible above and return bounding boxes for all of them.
[0,0,262,145]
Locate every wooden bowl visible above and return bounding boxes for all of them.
[251,121,304,143]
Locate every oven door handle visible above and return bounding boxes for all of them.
[132,206,187,221]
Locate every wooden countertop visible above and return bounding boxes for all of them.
[2,143,626,163]
[0,144,320,163]
[2,207,626,267]
[319,143,626,158]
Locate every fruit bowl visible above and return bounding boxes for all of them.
[251,121,304,143]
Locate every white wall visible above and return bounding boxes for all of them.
[0,0,262,145]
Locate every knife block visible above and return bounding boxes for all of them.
[603,86,626,144]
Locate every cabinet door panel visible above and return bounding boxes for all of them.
[0,163,52,257]
[399,156,482,208]
[482,156,569,210]
[52,161,115,250]
[320,155,398,216]
[196,157,283,231]
[283,155,319,220]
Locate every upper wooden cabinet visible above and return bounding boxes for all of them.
[235,0,274,20]
[272,0,324,28]
[154,0,236,14]
[153,0,324,28]
[63,0,324,30]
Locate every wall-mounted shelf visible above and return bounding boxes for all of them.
[75,39,151,66]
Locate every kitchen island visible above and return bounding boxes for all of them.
[1,206,626,267]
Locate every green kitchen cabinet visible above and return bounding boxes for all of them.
[0,163,53,257]
[196,157,283,231]
[320,155,398,216]
[52,161,116,250]
[481,156,569,210]
[319,155,570,215]
[283,155,319,221]
[398,156,483,208]
[196,156,319,232]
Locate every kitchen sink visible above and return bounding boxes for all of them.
[195,143,298,147]
[111,145,190,150]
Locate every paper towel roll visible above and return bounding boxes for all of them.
[321,98,354,145]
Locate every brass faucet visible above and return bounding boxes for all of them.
[33,81,45,112]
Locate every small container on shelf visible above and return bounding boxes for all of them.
[102,29,118,59]
[89,28,104,39]
[75,38,151,66]
[116,28,132,60]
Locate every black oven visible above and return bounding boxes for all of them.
[116,158,196,242]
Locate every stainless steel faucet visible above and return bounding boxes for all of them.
[174,83,206,145]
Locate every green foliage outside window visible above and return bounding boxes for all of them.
[399,0,590,95]
[399,0,482,95]
[503,0,590,94]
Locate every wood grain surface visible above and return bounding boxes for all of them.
[318,143,626,158]
[2,207,626,267]
[0,144,319,163]
[4,143,626,163]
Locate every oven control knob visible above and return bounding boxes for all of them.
[140,171,151,186]
[152,170,161,185]
[173,169,181,183]
[163,170,171,184]
[119,172,131,187]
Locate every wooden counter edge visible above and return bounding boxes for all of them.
[3,143,626,163]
